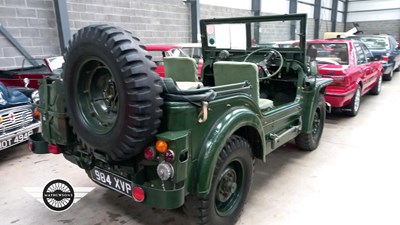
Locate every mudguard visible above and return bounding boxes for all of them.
[195,106,264,196]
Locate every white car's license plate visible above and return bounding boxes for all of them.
[90,167,133,197]
[0,130,33,150]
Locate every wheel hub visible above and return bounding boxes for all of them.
[217,168,237,203]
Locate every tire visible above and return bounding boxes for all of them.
[184,135,254,225]
[369,73,382,95]
[63,25,163,161]
[383,69,393,81]
[343,85,361,117]
[295,95,325,151]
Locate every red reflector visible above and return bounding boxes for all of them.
[48,144,60,154]
[28,141,33,152]
[382,55,389,61]
[132,186,145,202]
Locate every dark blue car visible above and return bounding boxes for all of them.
[0,82,40,151]
[345,35,400,81]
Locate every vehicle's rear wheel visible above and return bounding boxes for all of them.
[63,25,163,161]
[184,135,254,225]
[343,84,361,117]
[295,95,325,151]
[383,69,393,81]
[369,73,382,95]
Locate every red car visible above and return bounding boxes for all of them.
[145,45,203,78]
[307,39,383,116]
[145,45,187,77]
[0,57,63,89]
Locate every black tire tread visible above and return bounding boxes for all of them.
[63,25,163,161]
[296,95,325,151]
[184,135,254,225]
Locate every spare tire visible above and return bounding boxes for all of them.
[63,25,163,161]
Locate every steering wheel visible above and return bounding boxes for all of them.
[244,48,284,79]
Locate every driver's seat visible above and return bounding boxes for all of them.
[213,61,273,110]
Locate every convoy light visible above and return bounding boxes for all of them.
[155,140,168,153]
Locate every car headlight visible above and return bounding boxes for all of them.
[31,90,40,104]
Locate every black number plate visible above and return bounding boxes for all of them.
[90,167,133,198]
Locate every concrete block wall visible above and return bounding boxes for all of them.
[0,0,60,69]
[347,20,400,40]
[67,0,191,45]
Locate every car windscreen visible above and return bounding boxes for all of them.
[359,37,389,49]
[307,43,349,65]
[204,19,302,50]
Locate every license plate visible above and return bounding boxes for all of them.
[0,130,33,150]
[90,167,133,198]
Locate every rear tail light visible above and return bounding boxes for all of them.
[381,55,389,63]
[132,186,145,202]
[164,150,175,162]
[48,144,61,154]
[144,147,156,160]
[324,75,347,86]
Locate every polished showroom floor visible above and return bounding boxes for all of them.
[1,71,399,225]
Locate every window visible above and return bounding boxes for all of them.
[354,43,366,64]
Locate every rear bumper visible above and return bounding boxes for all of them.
[324,87,356,108]
[382,62,394,75]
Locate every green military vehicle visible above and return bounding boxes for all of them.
[30,14,332,224]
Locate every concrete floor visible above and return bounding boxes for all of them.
[1,71,399,225]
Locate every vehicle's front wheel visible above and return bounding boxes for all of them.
[343,84,361,117]
[295,95,325,151]
[184,135,254,225]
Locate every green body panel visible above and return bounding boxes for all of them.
[31,14,334,209]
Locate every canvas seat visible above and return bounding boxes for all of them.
[163,57,203,90]
[213,61,274,110]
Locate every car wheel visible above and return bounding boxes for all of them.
[383,69,393,81]
[369,73,382,95]
[63,25,163,161]
[295,95,325,151]
[344,85,361,117]
[184,135,254,225]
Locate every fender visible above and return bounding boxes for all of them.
[195,106,264,196]
[301,77,332,133]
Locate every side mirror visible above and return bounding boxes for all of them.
[310,61,318,76]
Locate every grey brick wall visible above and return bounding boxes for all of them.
[0,0,60,69]
[200,4,252,19]
[346,20,400,40]
[67,0,191,45]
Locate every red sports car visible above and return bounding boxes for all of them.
[307,39,383,116]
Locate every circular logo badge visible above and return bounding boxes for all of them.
[42,179,75,212]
